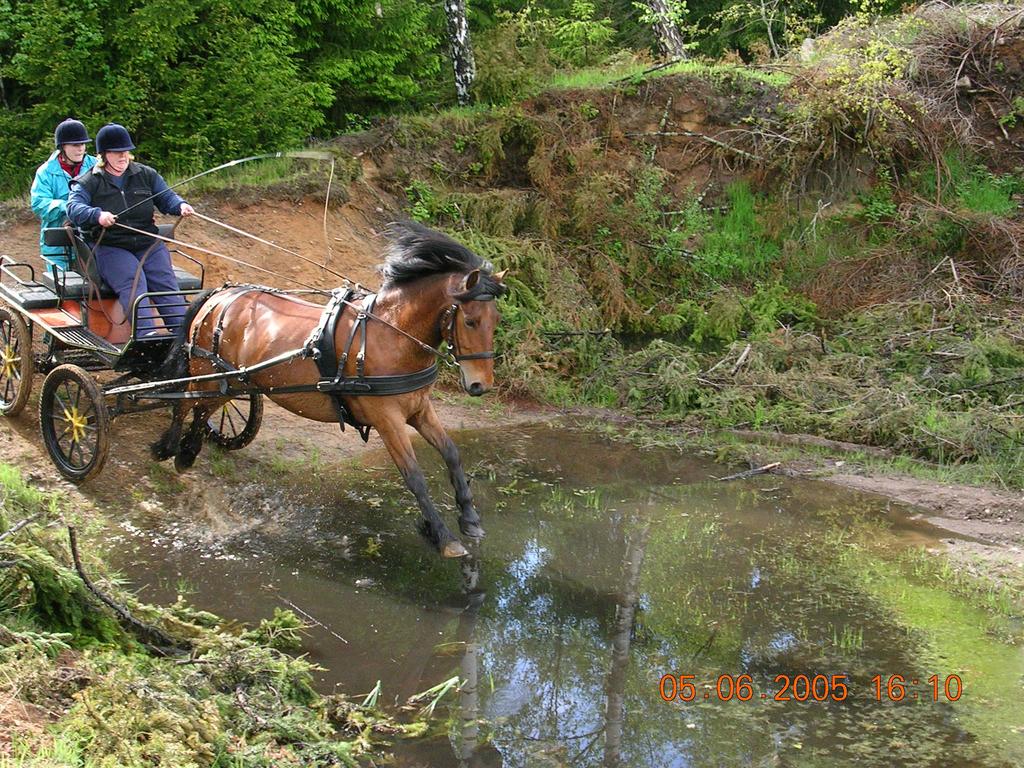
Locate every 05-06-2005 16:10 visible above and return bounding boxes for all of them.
[658,674,964,703]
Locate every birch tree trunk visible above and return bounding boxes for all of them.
[444,0,476,105]
[644,0,688,60]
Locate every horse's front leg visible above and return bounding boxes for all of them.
[409,402,483,540]
[375,416,469,559]
[174,405,210,471]
[151,400,189,460]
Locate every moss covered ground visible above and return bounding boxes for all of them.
[0,464,427,766]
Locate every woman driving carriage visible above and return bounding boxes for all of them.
[30,119,98,270]
[66,123,195,334]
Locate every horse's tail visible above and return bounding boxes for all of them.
[154,288,216,381]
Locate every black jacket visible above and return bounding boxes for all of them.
[68,163,181,251]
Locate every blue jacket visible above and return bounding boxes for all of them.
[30,151,98,264]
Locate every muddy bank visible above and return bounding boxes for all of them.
[0,384,551,507]
[704,437,1024,581]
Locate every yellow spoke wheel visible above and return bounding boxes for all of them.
[0,305,34,416]
[205,393,263,451]
[40,364,110,483]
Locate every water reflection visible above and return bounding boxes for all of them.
[101,425,1023,768]
[604,513,651,768]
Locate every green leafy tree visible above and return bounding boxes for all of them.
[151,0,329,168]
[0,0,326,191]
[550,0,617,66]
[292,0,441,125]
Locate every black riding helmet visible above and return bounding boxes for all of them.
[54,118,91,147]
[95,123,136,154]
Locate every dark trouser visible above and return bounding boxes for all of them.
[94,242,184,333]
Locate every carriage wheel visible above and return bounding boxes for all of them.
[39,364,110,483]
[205,393,263,450]
[0,305,34,416]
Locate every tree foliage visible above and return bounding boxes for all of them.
[0,0,918,195]
[0,0,443,193]
[293,0,441,123]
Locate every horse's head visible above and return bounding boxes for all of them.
[443,268,507,396]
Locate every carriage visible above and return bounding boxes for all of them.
[0,223,262,482]
[1,217,505,558]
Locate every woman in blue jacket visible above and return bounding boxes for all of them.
[30,119,97,268]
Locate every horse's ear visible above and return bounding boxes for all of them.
[493,268,508,282]
[458,269,481,294]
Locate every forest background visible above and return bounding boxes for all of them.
[1,0,899,194]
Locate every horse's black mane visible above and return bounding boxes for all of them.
[379,222,505,297]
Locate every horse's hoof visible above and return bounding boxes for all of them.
[150,443,172,461]
[173,453,196,472]
[459,521,485,540]
[442,540,469,559]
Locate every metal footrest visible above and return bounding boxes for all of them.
[51,326,122,355]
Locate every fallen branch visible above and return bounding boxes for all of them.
[0,514,40,543]
[730,344,752,375]
[67,526,187,656]
[717,462,780,482]
[726,429,897,459]
[277,595,348,645]
[540,329,612,340]
[620,130,764,162]
[235,684,271,729]
[615,58,685,81]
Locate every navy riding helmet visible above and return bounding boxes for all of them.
[54,118,91,147]
[95,123,136,153]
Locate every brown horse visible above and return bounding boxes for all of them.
[151,223,507,558]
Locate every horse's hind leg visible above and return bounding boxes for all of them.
[376,418,468,558]
[152,401,189,461]
[409,403,483,540]
[174,406,208,472]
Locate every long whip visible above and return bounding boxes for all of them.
[189,212,361,287]
[114,150,336,219]
[112,222,456,362]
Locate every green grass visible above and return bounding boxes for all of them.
[170,155,334,197]
[207,445,238,480]
[146,461,186,495]
[913,152,1024,215]
[0,734,97,768]
[650,59,792,88]
[546,58,792,91]
[693,182,782,282]
[0,463,60,523]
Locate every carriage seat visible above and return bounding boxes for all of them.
[40,224,201,299]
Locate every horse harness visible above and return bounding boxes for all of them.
[186,284,442,442]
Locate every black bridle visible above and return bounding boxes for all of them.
[440,298,497,363]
